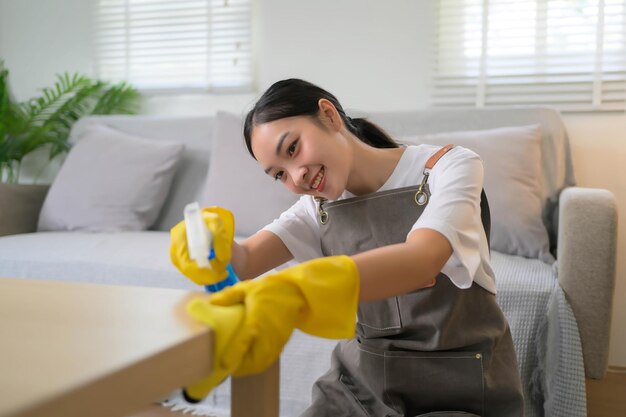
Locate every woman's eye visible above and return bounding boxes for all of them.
[287,140,298,156]
[274,171,284,181]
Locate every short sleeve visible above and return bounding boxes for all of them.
[262,195,324,262]
[409,147,494,292]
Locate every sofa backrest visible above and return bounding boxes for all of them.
[70,115,214,231]
[70,107,575,245]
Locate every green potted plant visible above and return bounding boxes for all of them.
[0,60,140,235]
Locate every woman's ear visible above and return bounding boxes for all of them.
[317,99,342,131]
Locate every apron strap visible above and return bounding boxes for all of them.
[422,144,492,250]
[415,144,455,206]
[425,143,455,171]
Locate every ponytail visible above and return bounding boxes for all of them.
[244,79,398,157]
[345,117,398,149]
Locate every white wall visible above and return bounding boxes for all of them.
[254,0,432,111]
[0,0,94,100]
[0,1,3,56]
[1,0,625,367]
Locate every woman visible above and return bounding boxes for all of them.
[170,79,524,416]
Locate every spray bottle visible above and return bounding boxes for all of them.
[184,202,239,292]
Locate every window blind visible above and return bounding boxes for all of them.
[432,0,626,111]
[94,0,253,92]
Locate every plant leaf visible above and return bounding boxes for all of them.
[1,63,141,181]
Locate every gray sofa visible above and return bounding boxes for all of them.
[0,108,617,417]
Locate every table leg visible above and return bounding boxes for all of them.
[231,361,279,417]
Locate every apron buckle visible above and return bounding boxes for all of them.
[315,197,329,224]
[415,172,430,206]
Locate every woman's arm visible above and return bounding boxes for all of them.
[231,231,294,280]
[354,228,453,302]
[229,223,453,296]
[354,147,486,302]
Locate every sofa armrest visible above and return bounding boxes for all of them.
[557,186,618,379]
[0,183,50,236]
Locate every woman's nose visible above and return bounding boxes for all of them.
[291,166,308,188]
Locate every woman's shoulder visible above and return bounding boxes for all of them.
[398,144,479,172]
[404,143,480,160]
[398,144,483,189]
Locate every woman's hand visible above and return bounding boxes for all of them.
[181,255,359,400]
[182,300,245,401]
[209,255,360,375]
[170,207,235,285]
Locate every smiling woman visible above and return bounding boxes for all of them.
[244,79,402,199]
[168,78,525,416]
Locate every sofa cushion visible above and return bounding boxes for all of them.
[67,115,215,231]
[0,231,199,290]
[403,125,552,262]
[199,111,299,236]
[38,124,184,232]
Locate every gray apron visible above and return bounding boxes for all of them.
[301,147,524,417]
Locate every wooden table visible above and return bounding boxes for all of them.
[0,278,278,417]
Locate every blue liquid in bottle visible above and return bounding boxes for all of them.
[204,248,239,292]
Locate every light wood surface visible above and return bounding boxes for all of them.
[232,361,280,416]
[586,372,626,417]
[132,362,280,417]
[0,278,215,417]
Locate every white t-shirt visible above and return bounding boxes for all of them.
[262,144,496,294]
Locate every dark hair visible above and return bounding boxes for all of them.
[243,79,398,158]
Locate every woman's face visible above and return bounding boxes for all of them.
[250,112,351,200]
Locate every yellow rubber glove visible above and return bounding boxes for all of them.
[210,255,360,377]
[170,207,235,286]
[182,299,246,402]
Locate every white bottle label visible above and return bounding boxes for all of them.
[184,202,212,269]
